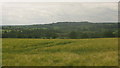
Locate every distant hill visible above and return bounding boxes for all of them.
[2,22,119,38]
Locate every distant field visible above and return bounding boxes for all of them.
[2,38,118,66]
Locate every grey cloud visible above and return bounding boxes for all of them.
[2,2,118,25]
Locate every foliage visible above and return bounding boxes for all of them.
[2,22,119,38]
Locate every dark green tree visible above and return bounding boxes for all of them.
[69,31,78,39]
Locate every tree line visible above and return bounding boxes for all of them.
[2,22,119,39]
[2,29,119,39]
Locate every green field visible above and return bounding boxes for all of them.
[2,38,118,66]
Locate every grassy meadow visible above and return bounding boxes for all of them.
[2,38,118,66]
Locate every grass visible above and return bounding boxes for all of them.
[2,38,118,66]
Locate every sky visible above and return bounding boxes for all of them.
[1,2,118,25]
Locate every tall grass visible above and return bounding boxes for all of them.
[2,38,118,66]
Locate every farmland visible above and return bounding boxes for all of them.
[2,38,118,66]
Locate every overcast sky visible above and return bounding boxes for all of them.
[1,2,118,25]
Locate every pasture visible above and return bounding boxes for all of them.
[2,38,118,66]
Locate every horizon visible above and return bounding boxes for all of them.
[1,21,118,26]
